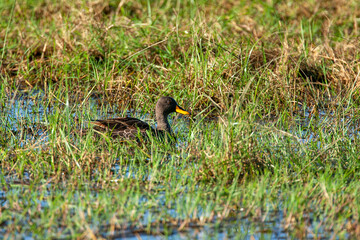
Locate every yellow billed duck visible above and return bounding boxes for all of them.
[90,96,190,139]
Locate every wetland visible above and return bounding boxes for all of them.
[0,0,359,239]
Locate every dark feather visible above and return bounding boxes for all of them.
[91,117,155,139]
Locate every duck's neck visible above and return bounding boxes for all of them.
[156,112,171,132]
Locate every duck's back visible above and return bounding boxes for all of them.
[91,117,154,139]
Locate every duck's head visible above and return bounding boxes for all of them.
[156,96,190,117]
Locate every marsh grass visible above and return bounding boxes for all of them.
[1,0,360,238]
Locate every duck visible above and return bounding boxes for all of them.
[89,96,190,140]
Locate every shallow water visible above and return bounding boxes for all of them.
[0,91,349,239]
[0,168,337,240]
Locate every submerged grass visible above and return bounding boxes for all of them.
[1,0,360,238]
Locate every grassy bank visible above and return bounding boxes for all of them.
[1,0,360,238]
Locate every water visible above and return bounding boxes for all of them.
[0,168,336,239]
[0,90,350,239]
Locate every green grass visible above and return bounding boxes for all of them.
[1,0,360,238]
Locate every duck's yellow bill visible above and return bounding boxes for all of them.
[176,105,190,115]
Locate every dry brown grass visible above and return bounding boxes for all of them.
[1,0,360,113]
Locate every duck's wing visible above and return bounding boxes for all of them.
[91,117,153,138]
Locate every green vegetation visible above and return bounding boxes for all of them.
[1,0,359,238]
